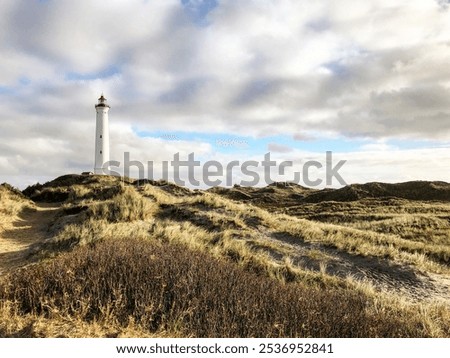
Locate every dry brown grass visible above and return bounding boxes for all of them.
[0,184,35,217]
[57,182,448,289]
[88,185,156,222]
[0,300,162,338]
[276,200,450,271]
[35,185,156,253]
[0,184,41,274]
[2,177,449,337]
[146,188,449,274]
[0,238,438,338]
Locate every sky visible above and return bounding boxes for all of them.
[1,0,450,188]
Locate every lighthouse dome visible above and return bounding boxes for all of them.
[95,94,110,108]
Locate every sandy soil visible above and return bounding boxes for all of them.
[263,228,450,303]
[0,203,60,274]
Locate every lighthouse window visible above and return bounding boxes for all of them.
[100,151,102,154]
[100,135,102,138]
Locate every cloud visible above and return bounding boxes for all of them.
[267,143,293,153]
[358,140,397,152]
[293,133,316,142]
[0,0,449,188]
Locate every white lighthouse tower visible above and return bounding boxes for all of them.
[94,94,110,175]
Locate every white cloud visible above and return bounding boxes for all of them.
[0,0,449,188]
[267,142,293,153]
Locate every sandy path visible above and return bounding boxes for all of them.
[267,230,450,303]
[0,203,60,274]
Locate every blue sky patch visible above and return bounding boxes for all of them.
[135,129,366,155]
[135,128,448,157]
[181,0,218,25]
[66,65,121,81]
[0,85,16,95]
[19,77,31,86]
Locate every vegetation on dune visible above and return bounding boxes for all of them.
[0,184,35,217]
[26,176,450,287]
[0,175,449,337]
[0,238,440,338]
[209,181,450,208]
[22,175,132,203]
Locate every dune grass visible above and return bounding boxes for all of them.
[1,238,442,338]
[0,184,35,217]
[1,177,448,337]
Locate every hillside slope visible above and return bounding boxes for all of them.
[0,176,449,337]
[209,181,450,207]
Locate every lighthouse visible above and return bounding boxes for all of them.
[94,94,110,175]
